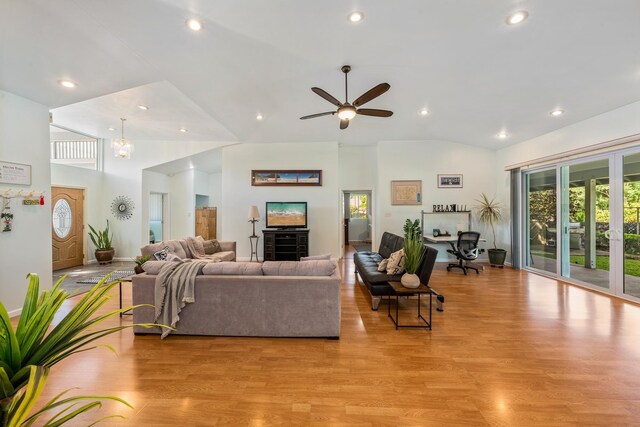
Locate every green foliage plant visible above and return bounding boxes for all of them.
[133,255,151,266]
[0,273,157,426]
[476,193,503,249]
[402,219,425,275]
[88,221,113,250]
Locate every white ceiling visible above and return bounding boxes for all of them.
[2,0,639,149]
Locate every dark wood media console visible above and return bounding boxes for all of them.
[263,229,309,261]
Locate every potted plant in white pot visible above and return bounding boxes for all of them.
[476,193,506,267]
[401,219,425,288]
[88,220,114,264]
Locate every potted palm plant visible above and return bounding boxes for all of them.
[133,255,151,274]
[0,273,157,426]
[88,220,114,264]
[401,219,425,288]
[476,193,506,267]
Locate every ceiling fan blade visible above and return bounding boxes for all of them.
[352,83,390,107]
[340,119,349,130]
[300,111,335,120]
[312,87,343,107]
[356,108,393,117]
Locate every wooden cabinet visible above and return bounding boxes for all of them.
[263,229,309,261]
[195,207,217,240]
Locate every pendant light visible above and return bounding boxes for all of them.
[112,118,134,159]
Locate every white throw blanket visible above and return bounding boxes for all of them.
[154,260,208,338]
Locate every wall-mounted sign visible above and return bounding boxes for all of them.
[22,199,40,205]
[0,161,31,185]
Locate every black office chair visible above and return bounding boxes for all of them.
[446,231,484,275]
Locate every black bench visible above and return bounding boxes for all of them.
[354,232,438,310]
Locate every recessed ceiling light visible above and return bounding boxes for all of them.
[108,127,116,131]
[550,109,565,117]
[58,80,77,89]
[419,108,429,116]
[138,105,149,111]
[256,113,264,121]
[179,127,188,133]
[187,18,203,31]
[506,10,529,25]
[348,11,364,23]
[497,131,509,139]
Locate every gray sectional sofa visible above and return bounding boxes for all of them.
[140,238,236,262]
[132,260,341,338]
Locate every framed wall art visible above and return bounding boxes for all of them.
[0,161,31,186]
[437,174,463,188]
[391,180,422,205]
[251,170,322,186]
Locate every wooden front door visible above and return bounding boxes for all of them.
[52,186,84,271]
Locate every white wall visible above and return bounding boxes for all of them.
[221,142,340,260]
[339,145,377,190]
[169,170,195,238]
[0,90,52,315]
[208,172,222,237]
[376,140,498,262]
[51,163,103,262]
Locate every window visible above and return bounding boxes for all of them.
[50,125,100,170]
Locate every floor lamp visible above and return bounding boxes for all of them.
[248,205,260,261]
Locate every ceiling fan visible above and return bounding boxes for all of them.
[300,65,393,129]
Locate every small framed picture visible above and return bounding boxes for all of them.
[437,174,463,189]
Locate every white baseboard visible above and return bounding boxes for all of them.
[8,308,22,318]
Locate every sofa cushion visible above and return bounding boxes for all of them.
[153,246,170,261]
[262,260,336,276]
[141,242,166,258]
[209,251,235,262]
[300,253,331,261]
[202,262,263,275]
[203,239,222,254]
[165,240,188,259]
[378,232,404,259]
[386,249,405,275]
[142,259,185,275]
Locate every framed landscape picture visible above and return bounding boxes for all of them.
[391,180,422,205]
[251,170,322,186]
[437,174,463,188]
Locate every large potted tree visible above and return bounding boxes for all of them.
[88,220,114,264]
[476,193,506,267]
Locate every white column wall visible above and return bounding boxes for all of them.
[0,90,52,315]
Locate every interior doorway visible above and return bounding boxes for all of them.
[149,192,167,243]
[51,186,84,271]
[342,190,372,253]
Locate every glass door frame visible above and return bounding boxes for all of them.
[520,150,640,304]
[522,165,561,277]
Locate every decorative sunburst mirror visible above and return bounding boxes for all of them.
[111,195,135,220]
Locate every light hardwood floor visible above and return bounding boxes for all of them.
[32,247,640,426]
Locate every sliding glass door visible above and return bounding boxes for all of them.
[525,169,558,274]
[523,147,640,303]
[560,159,610,290]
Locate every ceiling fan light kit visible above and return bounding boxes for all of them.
[300,65,393,129]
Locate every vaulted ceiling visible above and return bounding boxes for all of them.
[1,0,639,148]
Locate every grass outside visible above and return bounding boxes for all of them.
[532,250,640,276]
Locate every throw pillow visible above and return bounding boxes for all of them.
[386,249,405,275]
[377,258,389,272]
[300,253,331,261]
[203,239,222,255]
[153,246,170,261]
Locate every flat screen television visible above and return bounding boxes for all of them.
[265,202,307,229]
